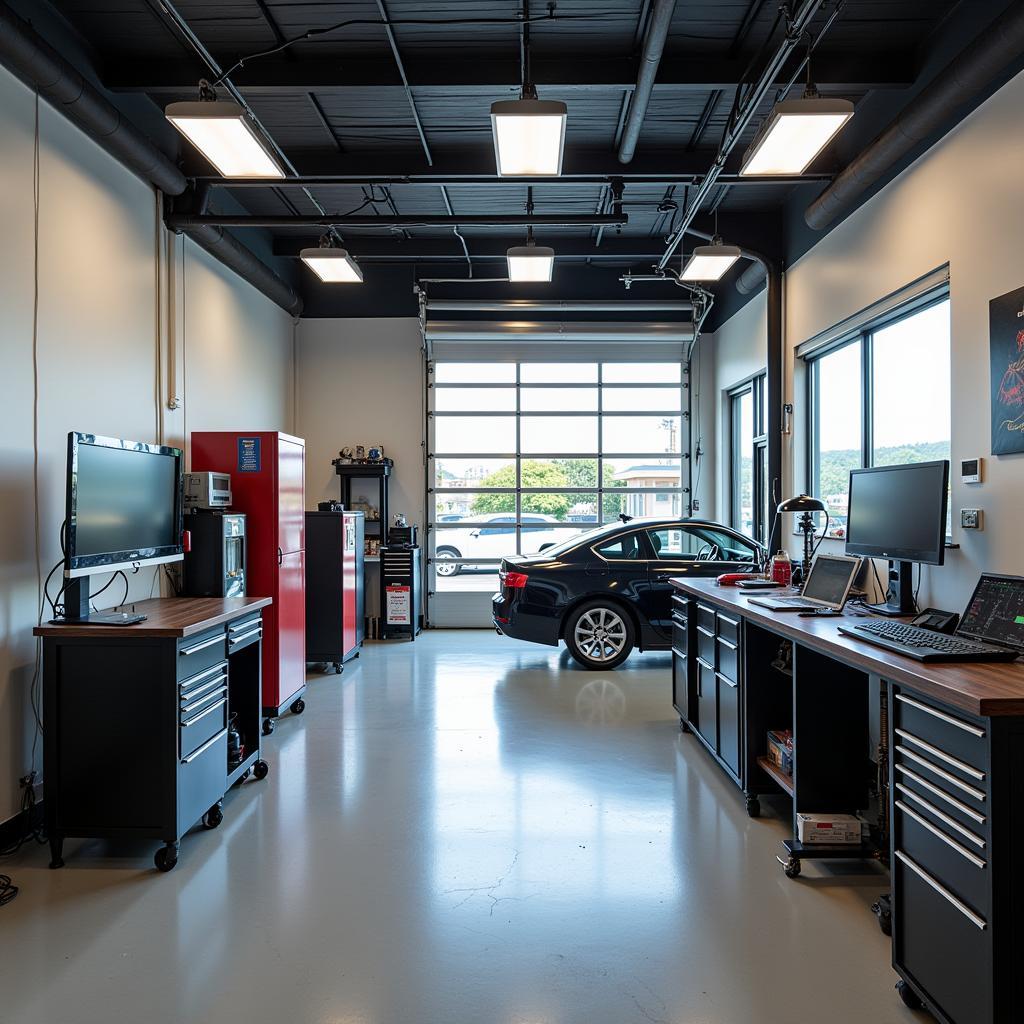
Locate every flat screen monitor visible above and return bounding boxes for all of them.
[65,432,184,578]
[844,460,949,566]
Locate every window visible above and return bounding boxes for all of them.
[728,373,767,544]
[594,533,644,560]
[807,297,951,538]
[431,362,686,588]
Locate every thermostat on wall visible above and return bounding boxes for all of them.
[961,458,983,485]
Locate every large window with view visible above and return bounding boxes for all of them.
[807,297,951,538]
[430,362,685,599]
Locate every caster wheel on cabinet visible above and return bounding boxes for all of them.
[262,718,275,736]
[896,981,923,1010]
[291,698,306,715]
[253,759,270,780]
[678,718,690,733]
[782,856,801,879]
[49,857,64,870]
[154,844,179,872]
[745,796,761,819]
[333,662,343,674]
[239,768,251,784]
[202,803,224,830]
[872,898,892,936]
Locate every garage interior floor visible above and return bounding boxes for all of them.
[3,630,914,1024]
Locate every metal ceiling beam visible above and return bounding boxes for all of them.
[168,214,630,230]
[103,51,916,93]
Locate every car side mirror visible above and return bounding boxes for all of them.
[469,529,480,537]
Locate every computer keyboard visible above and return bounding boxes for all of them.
[839,620,1018,662]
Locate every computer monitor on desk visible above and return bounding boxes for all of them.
[844,460,949,616]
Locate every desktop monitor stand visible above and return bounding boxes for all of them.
[866,559,916,617]
[56,576,146,626]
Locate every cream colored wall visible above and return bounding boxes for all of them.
[708,67,1024,610]
[0,66,294,825]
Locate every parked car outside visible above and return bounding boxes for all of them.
[435,513,566,576]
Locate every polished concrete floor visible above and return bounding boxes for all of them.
[2,632,919,1024]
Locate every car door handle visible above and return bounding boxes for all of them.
[653,573,675,581]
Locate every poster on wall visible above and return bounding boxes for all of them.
[990,284,1024,455]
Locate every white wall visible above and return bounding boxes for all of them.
[295,317,423,510]
[0,66,295,826]
[710,67,1024,610]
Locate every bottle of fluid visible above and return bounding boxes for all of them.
[771,550,792,586]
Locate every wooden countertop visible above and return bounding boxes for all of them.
[672,578,1024,718]
[34,596,272,639]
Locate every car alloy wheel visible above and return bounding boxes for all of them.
[573,607,628,664]
[435,550,460,577]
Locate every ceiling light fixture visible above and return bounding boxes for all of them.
[679,236,741,282]
[490,2,567,176]
[507,187,554,282]
[300,239,363,283]
[166,81,284,178]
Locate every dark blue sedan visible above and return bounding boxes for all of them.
[493,518,764,669]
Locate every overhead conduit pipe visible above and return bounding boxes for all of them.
[618,0,678,164]
[805,1,1024,230]
[0,0,302,315]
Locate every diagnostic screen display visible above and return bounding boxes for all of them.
[959,576,1024,651]
[803,556,857,605]
[74,442,179,557]
[846,462,948,563]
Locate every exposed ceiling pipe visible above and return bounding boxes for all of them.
[0,0,303,315]
[617,0,678,164]
[657,0,828,270]
[424,321,696,342]
[735,260,769,294]
[168,214,630,229]
[805,1,1024,230]
[425,299,694,312]
[0,0,186,195]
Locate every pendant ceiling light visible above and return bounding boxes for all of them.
[679,237,741,282]
[300,241,363,283]
[490,2,567,176]
[507,187,554,282]
[166,82,284,178]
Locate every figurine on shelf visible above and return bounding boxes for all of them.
[367,445,385,462]
[354,445,366,461]
[393,512,408,528]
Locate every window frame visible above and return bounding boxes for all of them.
[804,292,951,538]
[728,372,767,545]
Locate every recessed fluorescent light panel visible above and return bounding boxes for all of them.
[490,99,568,176]
[165,100,285,178]
[507,245,555,282]
[300,247,364,283]
[740,97,854,176]
[680,243,741,282]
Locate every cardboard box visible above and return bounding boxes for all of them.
[797,813,863,845]
[767,729,793,775]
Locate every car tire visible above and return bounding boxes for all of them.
[435,547,461,577]
[564,600,635,670]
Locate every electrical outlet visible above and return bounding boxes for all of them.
[961,508,983,530]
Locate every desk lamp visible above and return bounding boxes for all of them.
[776,495,826,580]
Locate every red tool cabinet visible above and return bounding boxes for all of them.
[191,431,306,733]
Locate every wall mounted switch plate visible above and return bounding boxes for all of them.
[961,508,983,530]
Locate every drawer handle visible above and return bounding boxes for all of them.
[179,661,227,694]
[181,697,226,728]
[697,604,715,614]
[229,627,262,646]
[717,613,739,627]
[179,671,227,704]
[896,800,986,868]
[895,746,986,802]
[671,647,686,660]
[716,672,738,688]
[894,784,986,848]
[696,626,715,638]
[717,637,738,651]
[894,729,985,781]
[894,765,987,825]
[229,617,261,634]
[182,727,228,765]
[696,657,715,672]
[671,614,687,627]
[895,851,987,931]
[179,634,224,657]
[181,685,228,717]
[895,693,986,738]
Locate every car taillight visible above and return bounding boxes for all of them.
[501,570,529,589]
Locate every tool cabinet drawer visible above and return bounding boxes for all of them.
[894,691,988,770]
[696,624,715,665]
[715,611,740,648]
[178,728,228,837]
[227,615,262,652]
[893,764,988,839]
[895,851,991,1024]
[716,634,739,684]
[672,617,689,655]
[179,662,228,704]
[894,741,987,818]
[179,691,227,760]
[696,603,716,633]
[176,628,227,680]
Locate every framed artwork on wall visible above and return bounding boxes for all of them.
[989,284,1024,455]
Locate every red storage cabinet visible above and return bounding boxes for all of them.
[191,431,306,731]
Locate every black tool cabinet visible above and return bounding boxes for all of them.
[38,596,272,873]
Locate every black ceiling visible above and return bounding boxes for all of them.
[30,0,1002,315]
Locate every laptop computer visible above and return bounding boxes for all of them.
[840,573,1024,662]
[747,554,861,613]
